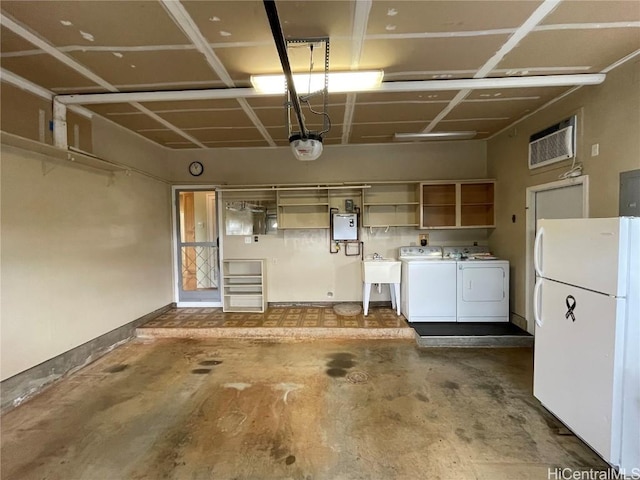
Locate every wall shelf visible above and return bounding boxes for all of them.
[362,183,420,227]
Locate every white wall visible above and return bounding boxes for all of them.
[223,227,489,303]
[215,140,489,303]
[0,127,174,380]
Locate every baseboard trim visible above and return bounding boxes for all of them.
[0,303,174,413]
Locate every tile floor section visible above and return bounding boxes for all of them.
[140,306,409,330]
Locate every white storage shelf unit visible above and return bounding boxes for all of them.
[222,259,267,313]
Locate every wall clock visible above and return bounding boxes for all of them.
[189,161,204,177]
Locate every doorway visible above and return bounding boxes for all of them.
[174,188,221,306]
[524,176,589,333]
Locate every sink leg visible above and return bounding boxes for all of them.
[389,284,396,311]
[393,283,401,315]
[363,283,372,316]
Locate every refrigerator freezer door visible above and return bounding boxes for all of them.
[533,279,626,464]
[536,217,627,296]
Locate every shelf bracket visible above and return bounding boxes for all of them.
[41,160,57,176]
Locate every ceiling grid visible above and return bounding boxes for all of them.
[0,0,638,149]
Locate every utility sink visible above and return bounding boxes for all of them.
[362,259,402,284]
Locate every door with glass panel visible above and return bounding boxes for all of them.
[176,189,220,303]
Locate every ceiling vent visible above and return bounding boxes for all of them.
[528,115,576,169]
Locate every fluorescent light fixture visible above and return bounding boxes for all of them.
[251,70,383,94]
[394,131,477,141]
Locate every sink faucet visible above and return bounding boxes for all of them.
[372,253,383,260]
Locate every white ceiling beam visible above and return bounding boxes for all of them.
[55,74,606,106]
[160,0,275,146]
[423,0,563,132]
[1,68,95,119]
[342,0,372,144]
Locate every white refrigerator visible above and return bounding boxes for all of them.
[533,217,639,472]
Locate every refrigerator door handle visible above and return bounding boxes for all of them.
[534,226,544,277]
[534,278,543,327]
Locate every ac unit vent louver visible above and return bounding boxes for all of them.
[528,116,576,169]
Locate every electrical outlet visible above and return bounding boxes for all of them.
[419,233,429,246]
[244,236,252,244]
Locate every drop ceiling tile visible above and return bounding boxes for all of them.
[446,101,533,121]
[351,122,432,139]
[101,113,170,132]
[202,140,270,148]
[68,50,220,89]
[246,94,347,109]
[86,103,141,116]
[352,103,443,123]
[0,26,38,53]
[140,99,241,112]
[367,1,543,34]
[137,129,195,145]
[253,105,345,128]
[1,1,189,47]
[541,0,640,25]
[157,109,255,129]
[465,86,569,101]
[181,0,274,44]
[359,36,509,73]
[436,119,513,135]
[498,29,640,72]
[356,91,455,103]
[188,128,266,143]
[217,39,354,84]
[0,54,104,91]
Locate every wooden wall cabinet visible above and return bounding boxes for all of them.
[420,181,495,229]
[362,183,420,228]
[222,259,267,312]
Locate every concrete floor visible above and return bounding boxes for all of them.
[1,338,607,480]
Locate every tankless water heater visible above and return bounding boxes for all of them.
[332,213,358,241]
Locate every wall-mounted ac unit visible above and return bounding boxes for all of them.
[528,115,576,169]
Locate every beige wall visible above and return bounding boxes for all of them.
[215,141,489,302]
[487,58,640,328]
[0,122,174,380]
[168,140,487,185]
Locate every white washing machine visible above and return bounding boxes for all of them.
[400,246,510,323]
[399,246,457,323]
